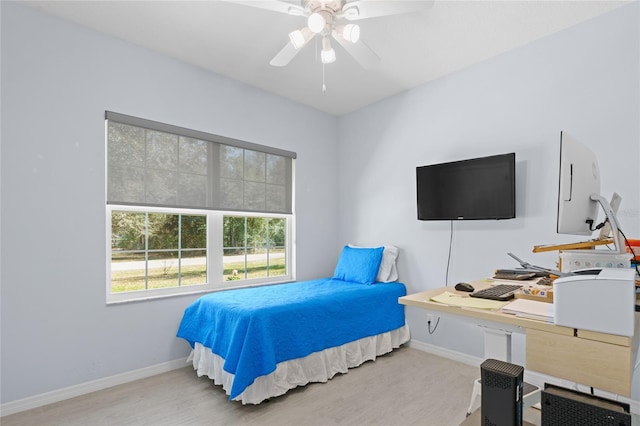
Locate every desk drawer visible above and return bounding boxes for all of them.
[526,329,632,397]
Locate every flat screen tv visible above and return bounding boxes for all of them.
[416,153,516,220]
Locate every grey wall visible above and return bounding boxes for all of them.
[338,1,639,395]
[0,2,339,404]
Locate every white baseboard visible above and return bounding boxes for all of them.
[5,341,640,417]
[407,339,484,367]
[1,357,189,417]
[407,338,640,415]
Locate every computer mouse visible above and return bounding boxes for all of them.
[455,282,474,292]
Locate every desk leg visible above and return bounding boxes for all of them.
[466,327,513,416]
[466,378,482,416]
[482,326,512,362]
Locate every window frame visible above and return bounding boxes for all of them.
[106,205,295,304]
[104,112,296,304]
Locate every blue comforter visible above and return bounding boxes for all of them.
[176,278,406,399]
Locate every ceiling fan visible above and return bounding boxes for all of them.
[229,0,434,69]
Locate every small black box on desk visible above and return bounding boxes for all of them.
[541,383,631,426]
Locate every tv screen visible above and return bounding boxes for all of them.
[416,153,516,220]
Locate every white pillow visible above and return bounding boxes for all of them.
[348,244,399,282]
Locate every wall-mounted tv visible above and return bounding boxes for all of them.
[416,153,516,220]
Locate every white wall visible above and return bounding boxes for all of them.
[1,0,639,409]
[338,1,639,393]
[0,2,339,404]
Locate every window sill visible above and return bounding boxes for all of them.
[106,276,295,305]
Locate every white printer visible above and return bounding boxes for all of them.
[553,268,636,336]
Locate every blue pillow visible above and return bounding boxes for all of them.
[333,245,384,284]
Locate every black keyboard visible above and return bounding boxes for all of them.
[470,284,523,301]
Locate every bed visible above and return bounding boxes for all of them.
[176,245,410,404]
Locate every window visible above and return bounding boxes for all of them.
[110,210,207,293]
[106,112,296,303]
[223,215,287,281]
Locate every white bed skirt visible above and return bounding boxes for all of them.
[187,324,410,404]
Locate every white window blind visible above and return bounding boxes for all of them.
[106,112,296,214]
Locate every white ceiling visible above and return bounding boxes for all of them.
[23,0,629,116]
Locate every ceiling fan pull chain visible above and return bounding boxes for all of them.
[322,62,327,93]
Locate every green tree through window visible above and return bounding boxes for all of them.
[223,216,286,280]
[111,211,207,293]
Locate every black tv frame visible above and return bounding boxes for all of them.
[416,152,516,221]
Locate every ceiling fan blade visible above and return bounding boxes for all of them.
[269,41,303,67]
[341,0,434,21]
[332,32,380,69]
[219,0,307,16]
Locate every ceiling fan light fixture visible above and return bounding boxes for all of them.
[341,4,359,20]
[289,27,312,49]
[307,12,326,34]
[321,48,336,64]
[321,37,336,64]
[340,24,360,43]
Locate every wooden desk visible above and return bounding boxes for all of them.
[399,282,638,397]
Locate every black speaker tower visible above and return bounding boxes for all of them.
[481,358,524,426]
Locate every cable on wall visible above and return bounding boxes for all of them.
[427,316,440,334]
[429,220,454,335]
[445,220,454,286]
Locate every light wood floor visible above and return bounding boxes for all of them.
[2,346,484,426]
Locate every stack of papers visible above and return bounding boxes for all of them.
[430,291,508,310]
[502,298,554,322]
[488,276,547,286]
